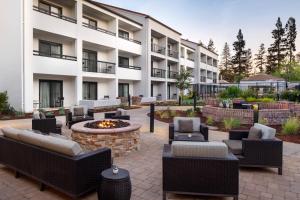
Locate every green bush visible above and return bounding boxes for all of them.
[258,117,269,125]
[0,91,8,112]
[58,107,65,115]
[206,116,214,126]
[219,86,242,99]
[282,117,300,135]
[241,89,256,99]
[259,97,275,103]
[246,97,257,102]
[281,90,300,102]
[223,118,241,131]
[186,108,196,117]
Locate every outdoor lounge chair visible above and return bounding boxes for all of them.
[169,117,208,144]
[163,141,239,200]
[32,111,62,134]
[223,123,283,175]
[66,106,94,128]
[104,108,130,120]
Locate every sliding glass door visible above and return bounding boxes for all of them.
[118,83,129,97]
[83,49,97,72]
[83,82,97,100]
[39,80,63,108]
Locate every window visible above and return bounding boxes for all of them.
[119,30,129,39]
[39,40,62,58]
[39,1,62,16]
[83,16,97,29]
[118,56,129,67]
[39,80,63,108]
[118,83,129,97]
[83,82,97,100]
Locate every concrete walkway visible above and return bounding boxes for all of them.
[0,107,300,200]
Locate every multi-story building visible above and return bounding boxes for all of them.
[0,0,218,112]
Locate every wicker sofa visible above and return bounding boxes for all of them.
[163,142,239,200]
[0,127,111,199]
[169,117,208,144]
[104,108,130,120]
[224,123,283,175]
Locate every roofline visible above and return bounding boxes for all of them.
[93,1,182,35]
[181,43,195,51]
[181,38,219,56]
[84,0,143,27]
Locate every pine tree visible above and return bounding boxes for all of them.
[219,42,234,82]
[254,43,266,73]
[267,17,286,73]
[285,17,297,81]
[296,52,300,63]
[207,39,216,52]
[231,29,249,82]
[245,48,253,75]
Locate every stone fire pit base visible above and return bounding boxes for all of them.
[71,120,141,157]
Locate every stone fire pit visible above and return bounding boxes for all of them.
[71,119,141,157]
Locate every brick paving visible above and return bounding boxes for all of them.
[0,106,300,200]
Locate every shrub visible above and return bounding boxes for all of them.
[14,111,25,118]
[219,86,242,99]
[58,107,65,115]
[0,91,9,112]
[246,97,257,102]
[241,89,256,99]
[282,117,300,135]
[259,97,275,103]
[206,116,214,126]
[258,117,269,125]
[281,90,300,102]
[160,111,170,119]
[186,108,196,117]
[223,118,241,131]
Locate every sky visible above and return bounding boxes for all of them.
[97,0,300,57]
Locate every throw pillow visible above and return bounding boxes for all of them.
[39,112,46,119]
[33,111,40,119]
[248,126,262,139]
[73,107,84,116]
[115,110,122,117]
[178,120,193,133]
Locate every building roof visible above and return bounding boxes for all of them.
[181,38,218,56]
[89,1,181,35]
[219,79,230,84]
[241,73,285,82]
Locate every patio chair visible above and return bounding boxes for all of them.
[104,108,130,120]
[32,111,62,134]
[223,123,283,175]
[169,117,208,144]
[163,141,239,200]
[66,106,94,128]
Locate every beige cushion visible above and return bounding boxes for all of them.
[115,110,122,117]
[117,108,127,115]
[248,126,262,139]
[73,107,84,116]
[39,112,46,119]
[174,117,201,132]
[19,130,47,147]
[171,141,228,158]
[254,123,276,139]
[2,127,23,140]
[56,120,63,128]
[33,111,40,119]
[223,140,242,155]
[42,136,83,156]
[178,120,193,133]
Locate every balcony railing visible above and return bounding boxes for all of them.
[207,76,213,80]
[118,35,141,45]
[33,50,77,61]
[168,49,179,59]
[187,57,195,61]
[168,71,178,79]
[82,59,115,74]
[119,64,141,70]
[33,6,77,23]
[151,68,166,78]
[151,43,165,55]
[82,22,116,36]
[200,76,206,82]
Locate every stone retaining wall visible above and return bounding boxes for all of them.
[259,109,291,125]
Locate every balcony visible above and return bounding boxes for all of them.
[33,6,76,23]
[118,35,141,45]
[213,79,217,83]
[200,76,206,82]
[151,68,166,78]
[187,57,194,61]
[82,23,116,36]
[33,50,77,61]
[82,59,115,74]
[151,44,165,55]
[168,49,179,59]
[168,71,178,79]
[119,64,141,70]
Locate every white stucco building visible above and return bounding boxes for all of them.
[0,0,219,112]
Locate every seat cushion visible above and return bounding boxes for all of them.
[19,130,48,147]
[117,108,127,115]
[114,110,122,117]
[248,126,262,139]
[33,111,40,120]
[39,112,46,119]
[223,140,242,155]
[171,141,228,158]
[73,107,84,116]
[254,123,276,139]
[178,119,193,133]
[56,120,63,128]
[1,127,23,140]
[42,136,83,156]
[174,117,201,132]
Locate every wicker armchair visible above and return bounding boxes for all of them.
[104,112,130,120]
[224,129,283,175]
[66,107,94,128]
[169,117,208,144]
[163,144,239,200]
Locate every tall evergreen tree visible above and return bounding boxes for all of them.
[231,29,249,82]
[245,48,253,75]
[219,42,234,82]
[254,43,266,73]
[207,39,216,52]
[285,17,297,81]
[267,17,286,73]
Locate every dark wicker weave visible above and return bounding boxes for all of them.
[66,109,94,128]
[104,112,130,120]
[32,118,58,134]
[0,136,111,199]
[169,123,208,144]
[163,145,239,200]
[98,168,131,200]
[227,130,283,175]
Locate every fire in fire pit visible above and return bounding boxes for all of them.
[84,120,130,129]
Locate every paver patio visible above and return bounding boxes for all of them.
[0,107,300,200]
